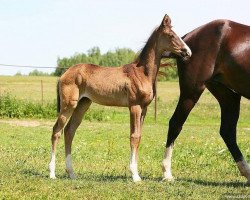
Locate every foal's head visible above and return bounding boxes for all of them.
[157,14,191,61]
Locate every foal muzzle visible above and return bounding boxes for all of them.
[180,48,192,61]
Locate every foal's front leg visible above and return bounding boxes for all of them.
[129,105,145,182]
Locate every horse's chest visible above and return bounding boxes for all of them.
[140,89,154,106]
[130,84,154,106]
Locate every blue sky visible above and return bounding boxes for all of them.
[0,0,249,75]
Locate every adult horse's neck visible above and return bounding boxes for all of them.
[136,32,162,84]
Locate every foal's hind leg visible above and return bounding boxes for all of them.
[49,85,79,179]
[49,106,75,179]
[64,97,92,179]
[207,82,250,184]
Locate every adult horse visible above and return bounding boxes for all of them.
[162,19,250,184]
[48,15,191,182]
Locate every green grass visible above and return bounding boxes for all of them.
[0,76,250,199]
[0,76,57,103]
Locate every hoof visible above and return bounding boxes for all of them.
[66,169,76,179]
[162,171,174,182]
[132,174,142,182]
[69,173,76,179]
[49,174,56,179]
[162,175,175,182]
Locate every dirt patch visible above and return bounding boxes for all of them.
[0,119,45,127]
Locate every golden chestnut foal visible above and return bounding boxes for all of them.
[49,14,191,182]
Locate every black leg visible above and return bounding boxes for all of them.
[207,82,250,183]
[206,82,242,162]
[163,88,204,180]
[166,91,204,147]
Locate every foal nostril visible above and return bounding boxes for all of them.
[180,49,188,57]
[180,48,191,60]
[181,47,192,56]
[181,48,187,53]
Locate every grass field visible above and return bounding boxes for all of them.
[0,76,249,199]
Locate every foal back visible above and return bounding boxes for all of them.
[60,63,130,107]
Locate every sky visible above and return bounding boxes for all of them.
[0,0,249,75]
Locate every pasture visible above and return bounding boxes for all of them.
[0,76,249,199]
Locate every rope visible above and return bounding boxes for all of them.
[0,63,68,69]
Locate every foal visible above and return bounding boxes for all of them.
[49,15,191,182]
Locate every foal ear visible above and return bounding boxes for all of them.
[161,14,172,28]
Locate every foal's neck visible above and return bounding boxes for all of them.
[137,42,162,84]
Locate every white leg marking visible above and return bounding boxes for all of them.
[162,146,174,181]
[66,154,76,179]
[130,149,141,182]
[49,150,56,179]
[237,159,250,183]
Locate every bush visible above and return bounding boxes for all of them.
[29,70,51,76]
[0,93,113,121]
[158,58,178,81]
[55,47,136,76]
[0,93,57,119]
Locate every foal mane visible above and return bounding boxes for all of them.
[134,27,159,63]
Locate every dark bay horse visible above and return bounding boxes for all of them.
[48,15,191,182]
[162,19,250,184]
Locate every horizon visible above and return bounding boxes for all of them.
[0,0,249,75]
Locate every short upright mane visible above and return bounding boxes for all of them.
[135,27,159,63]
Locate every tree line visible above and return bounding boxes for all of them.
[25,46,178,80]
[54,47,136,76]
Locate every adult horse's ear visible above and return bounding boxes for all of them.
[161,14,172,28]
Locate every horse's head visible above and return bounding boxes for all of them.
[157,14,191,61]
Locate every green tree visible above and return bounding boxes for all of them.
[54,47,136,76]
[29,69,50,76]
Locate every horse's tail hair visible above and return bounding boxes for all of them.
[56,80,60,114]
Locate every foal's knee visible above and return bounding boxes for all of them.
[131,133,141,139]
[51,132,61,142]
[69,100,78,109]
[130,133,141,146]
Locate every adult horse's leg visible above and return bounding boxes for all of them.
[162,89,204,181]
[64,97,92,179]
[206,82,250,184]
[129,105,146,182]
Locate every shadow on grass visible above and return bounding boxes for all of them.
[21,169,48,179]
[20,169,249,187]
[75,173,130,182]
[21,168,129,182]
[179,178,248,187]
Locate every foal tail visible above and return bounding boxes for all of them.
[56,81,60,114]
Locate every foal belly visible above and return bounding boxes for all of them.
[82,89,129,107]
